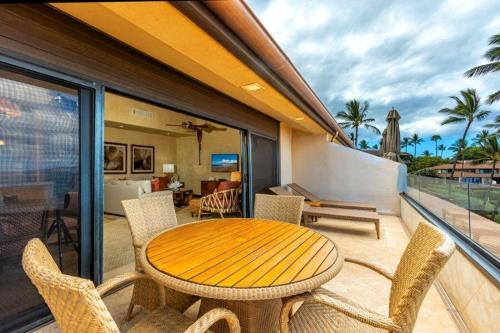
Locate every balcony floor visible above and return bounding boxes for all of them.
[35,214,460,333]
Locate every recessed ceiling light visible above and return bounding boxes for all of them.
[241,83,264,91]
[295,117,305,121]
[0,140,4,146]
[119,125,124,128]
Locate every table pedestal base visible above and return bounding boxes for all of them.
[199,298,282,333]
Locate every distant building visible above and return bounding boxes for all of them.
[430,161,499,184]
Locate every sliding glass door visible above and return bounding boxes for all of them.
[249,134,278,213]
[0,66,94,332]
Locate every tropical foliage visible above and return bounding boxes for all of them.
[485,115,500,134]
[422,150,431,157]
[401,137,410,153]
[336,99,380,147]
[358,139,369,149]
[464,33,500,104]
[430,134,442,156]
[409,133,424,156]
[437,144,447,157]
[474,135,500,184]
[439,88,490,178]
[407,156,448,173]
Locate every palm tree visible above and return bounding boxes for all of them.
[422,150,431,157]
[409,133,424,156]
[475,136,499,185]
[448,139,469,178]
[438,144,447,157]
[485,115,500,134]
[464,34,500,104]
[474,130,491,144]
[439,89,490,178]
[401,137,410,153]
[349,132,355,142]
[372,143,379,149]
[430,134,442,156]
[473,136,499,217]
[358,139,369,149]
[336,100,380,147]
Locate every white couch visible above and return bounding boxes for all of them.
[104,180,152,215]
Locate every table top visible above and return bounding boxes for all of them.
[142,218,343,300]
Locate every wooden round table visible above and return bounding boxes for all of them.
[141,218,343,333]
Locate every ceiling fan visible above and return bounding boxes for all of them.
[165,121,227,165]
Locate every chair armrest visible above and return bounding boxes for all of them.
[280,290,401,333]
[96,271,163,299]
[184,308,240,333]
[345,257,394,280]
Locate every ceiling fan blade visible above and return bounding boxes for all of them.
[165,123,183,127]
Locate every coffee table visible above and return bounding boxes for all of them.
[141,218,343,333]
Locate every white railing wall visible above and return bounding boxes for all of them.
[290,130,406,214]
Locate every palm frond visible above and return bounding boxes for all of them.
[441,116,465,125]
[484,47,500,61]
[475,110,491,120]
[487,90,500,104]
[489,34,500,45]
[464,62,500,77]
[364,124,381,134]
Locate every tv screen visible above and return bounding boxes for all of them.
[211,153,239,172]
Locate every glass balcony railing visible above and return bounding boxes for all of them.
[406,174,499,259]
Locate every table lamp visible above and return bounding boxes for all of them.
[163,163,175,183]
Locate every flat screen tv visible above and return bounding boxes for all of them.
[211,153,239,172]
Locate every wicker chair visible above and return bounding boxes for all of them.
[280,222,455,333]
[22,238,240,333]
[122,193,199,319]
[199,188,240,218]
[254,194,304,225]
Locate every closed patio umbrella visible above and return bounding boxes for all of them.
[379,128,387,157]
[383,108,402,162]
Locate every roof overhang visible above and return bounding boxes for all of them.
[51,1,353,146]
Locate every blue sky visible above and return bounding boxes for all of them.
[248,0,500,157]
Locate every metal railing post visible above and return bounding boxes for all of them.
[467,183,471,238]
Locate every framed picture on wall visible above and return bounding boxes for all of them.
[131,144,155,173]
[104,142,127,174]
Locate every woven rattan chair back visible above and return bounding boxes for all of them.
[389,222,455,332]
[122,193,178,250]
[23,238,120,333]
[254,194,304,225]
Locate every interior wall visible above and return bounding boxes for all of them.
[104,127,176,180]
[291,130,406,214]
[176,129,241,195]
[279,122,293,185]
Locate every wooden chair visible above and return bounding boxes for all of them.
[280,222,455,333]
[254,194,304,225]
[199,188,240,218]
[22,238,240,333]
[122,193,199,319]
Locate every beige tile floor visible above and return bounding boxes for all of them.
[33,214,460,333]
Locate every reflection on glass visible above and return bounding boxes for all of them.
[0,69,79,330]
[406,174,499,259]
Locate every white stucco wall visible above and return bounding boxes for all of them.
[280,123,293,185]
[291,131,406,214]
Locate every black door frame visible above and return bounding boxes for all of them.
[247,131,280,215]
[0,55,99,332]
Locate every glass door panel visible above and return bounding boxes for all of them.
[250,134,278,212]
[0,68,80,331]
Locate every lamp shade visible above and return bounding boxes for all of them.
[230,171,241,182]
[163,164,175,173]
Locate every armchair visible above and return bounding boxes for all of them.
[280,222,455,333]
[22,238,241,333]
